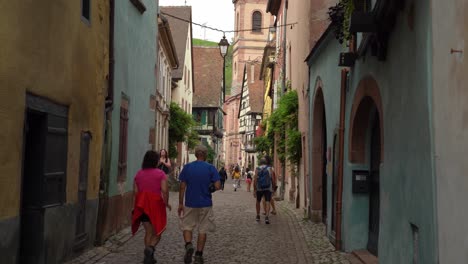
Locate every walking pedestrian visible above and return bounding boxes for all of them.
[219,167,228,191]
[262,155,277,215]
[131,150,171,264]
[253,157,276,224]
[157,149,172,175]
[178,145,221,264]
[245,168,253,192]
[232,166,241,191]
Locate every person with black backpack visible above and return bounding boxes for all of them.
[253,157,276,224]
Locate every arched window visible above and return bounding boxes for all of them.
[252,11,262,32]
[236,12,240,33]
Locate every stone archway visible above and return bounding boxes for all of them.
[310,87,327,223]
[349,76,384,164]
[348,76,384,256]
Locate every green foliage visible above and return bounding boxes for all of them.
[343,0,355,43]
[192,38,218,47]
[286,129,302,165]
[169,102,197,159]
[265,90,301,166]
[187,129,200,150]
[203,142,215,164]
[328,0,354,45]
[254,135,272,156]
[225,45,233,95]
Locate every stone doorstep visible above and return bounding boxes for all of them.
[352,250,379,264]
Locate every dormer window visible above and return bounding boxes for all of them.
[252,11,262,32]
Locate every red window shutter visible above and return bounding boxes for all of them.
[118,102,129,182]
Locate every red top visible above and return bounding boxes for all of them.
[134,168,167,194]
[132,192,167,235]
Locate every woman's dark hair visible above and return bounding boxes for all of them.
[234,166,240,172]
[159,149,168,162]
[142,150,160,169]
[264,155,272,166]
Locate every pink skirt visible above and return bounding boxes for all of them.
[246,178,252,184]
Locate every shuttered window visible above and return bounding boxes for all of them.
[252,11,262,32]
[118,98,129,182]
[201,111,207,125]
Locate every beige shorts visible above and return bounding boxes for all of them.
[179,206,216,233]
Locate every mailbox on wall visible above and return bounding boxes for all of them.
[352,170,370,193]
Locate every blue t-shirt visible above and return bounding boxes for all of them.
[179,161,221,208]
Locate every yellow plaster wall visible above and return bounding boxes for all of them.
[0,1,109,219]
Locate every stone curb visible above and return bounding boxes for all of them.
[64,227,140,264]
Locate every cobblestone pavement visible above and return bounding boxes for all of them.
[67,179,354,264]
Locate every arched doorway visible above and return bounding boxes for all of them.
[349,76,384,256]
[311,88,327,223]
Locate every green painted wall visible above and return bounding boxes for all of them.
[109,0,158,196]
[307,32,344,237]
[308,0,436,262]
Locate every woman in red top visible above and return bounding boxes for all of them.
[132,150,171,264]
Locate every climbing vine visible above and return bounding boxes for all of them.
[328,0,355,44]
[256,90,301,167]
[169,102,199,159]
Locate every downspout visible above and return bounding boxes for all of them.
[280,0,288,201]
[96,0,114,245]
[335,69,348,250]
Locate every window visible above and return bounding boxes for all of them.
[118,97,129,182]
[236,13,240,31]
[193,110,202,122]
[208,111,215,126]
[81,0,91,24]
[188,70,191,90]
[252,11,262,32]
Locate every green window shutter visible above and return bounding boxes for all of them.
[201,111,207,125]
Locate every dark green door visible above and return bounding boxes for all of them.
[367,115,380,256]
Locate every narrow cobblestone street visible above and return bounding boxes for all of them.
[67,179,355,264]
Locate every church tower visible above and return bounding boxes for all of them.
[223,0,272,169]
[231,0,272,95]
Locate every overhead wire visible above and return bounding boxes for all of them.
[160,11,297,35]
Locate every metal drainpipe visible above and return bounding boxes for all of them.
[335,69,348,250]
[280,0,288,201]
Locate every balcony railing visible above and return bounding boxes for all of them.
[244,144,256,153]
[193,124,214,132]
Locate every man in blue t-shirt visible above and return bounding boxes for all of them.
[178,145,221,264]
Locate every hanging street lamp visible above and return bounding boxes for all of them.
[218,35,230,103]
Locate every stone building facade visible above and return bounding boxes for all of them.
[0,1,109,263]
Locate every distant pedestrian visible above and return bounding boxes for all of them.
[254,157,276,224]
[132,150,171,264]
[178,145,221,264]
[262,156,277,215]
[232,166,241,191]
[219,167,228,191]
[245,168,253,192]
[157,149,172,175]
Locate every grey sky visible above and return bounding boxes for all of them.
[159,0,234,43]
